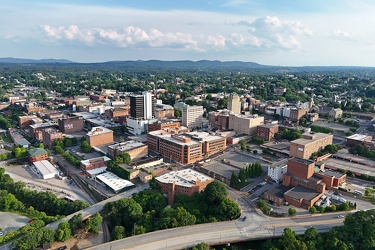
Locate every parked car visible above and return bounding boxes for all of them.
[0,231,3,236]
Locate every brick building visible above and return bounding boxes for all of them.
[42,128,63,148]
[58,117,84,133]
[208,110,231,130]
[289,133,333,159]
[86,127,114,147]
[289,107,309,122]
[147,128,226,164]
[19,115,38,128]
[28,148,49,163]
[147,120,181,132]
[155,169,213,204]
[154,104,175,119]
[80,156,111,173]
[105,107,130,119]
[346,134,372,147]
[257,124,279,141]
[107,140,148,161]
[264,157,346,208]
[228,113,264,135]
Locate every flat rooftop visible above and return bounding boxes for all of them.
[289,157,315,165]
[86,126,113,136]
[347,134,371,141]
[323,157,375,176]
[265,185,291,199]
[315,169,345,179]
[33,160,59,177]
[71,112,98,119]
[284,185,321,201]
[81,156,111,166]
[29,122,55,129]
[156,169,212,188]
[86,167,107,176]
[291,133,332,145]
[96,172,135,192]
[108,140,146,151]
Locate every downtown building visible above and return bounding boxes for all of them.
[181,105,203,129]
[129,91,156,119]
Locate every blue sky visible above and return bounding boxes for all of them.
[1,0,374,66]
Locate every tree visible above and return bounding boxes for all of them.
[309,206,317,214]
[192,242,210,250]
[132,190,167,215]
[80,140,92,153]
[56,221,72,242]
[64,138,72,147]
[85,212,102,233]
[68,213,83,233]
[174,109,182,118]
[112,226,125,240]
[288,207,297,216]
[202,181,228,205]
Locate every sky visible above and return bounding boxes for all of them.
[1,0,375,66]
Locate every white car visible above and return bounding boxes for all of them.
[0,231,3,236]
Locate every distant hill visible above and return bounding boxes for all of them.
[0,57,74,64]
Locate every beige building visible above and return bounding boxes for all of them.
[182,105,203,129]
[329,108,343,119]
[228,113,264,135]
[107,140,148,161]
[227,93,241,114]
[86,127,114,147]
[289,133,333,159]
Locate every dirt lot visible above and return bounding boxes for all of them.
[0,212,29,234]
[51,228,104,250]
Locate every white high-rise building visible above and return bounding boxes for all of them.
[143,91,153,120]
[227,93,241,114]
[182,105,203,129]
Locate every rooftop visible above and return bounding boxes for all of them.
[33,160,58,177]
[155,169,212,188]
[265,185,291,199]
[108,140,146,152]
[28,148,48,156]
[259,123,279,128]
[284,185,321,201]
[86,126,113,136]
[291,133,333,145]
[29,122,55,129]
[96,172,135,192]
[315,169,345,179]
[347,134,371,141]
[289,157,315,166]
[81,156,111,166]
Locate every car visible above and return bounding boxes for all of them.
[28,219,33,223]
[0,231,3,236]
[337,215,345,218]
[242,216,247,221]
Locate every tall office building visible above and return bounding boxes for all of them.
[130,91,155,119]
[182,105,203,129]
[227,93,241,114]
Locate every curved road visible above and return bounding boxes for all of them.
[85,190,345,250]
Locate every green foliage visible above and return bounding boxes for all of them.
[68,213,83,233]
[349,145,375,162]
[132,190,167,215]
[252,136,265,144]
[288,207,297,216]
[56,221,72,242]
[114,152,131,165]
[80,140,92,153]
[106,161,130,180]
[174,109,182,118]
[12,228,55,250]
[275,129,302,141]
[257,200,272,214]
[149,176,161,191]
[0,116,12,129]
[12,146,28,158]
[202,181,228,206]
[308,206,317,214]
[111,226,125,240]
[192,242,210,250]
[0,153,7,160]
[310,125,333,134]
[85,212,102,233]
[230,162,262,190]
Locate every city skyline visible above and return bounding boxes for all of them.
[1,0,375,66]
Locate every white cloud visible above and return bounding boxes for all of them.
[330,30,355,41]
[235,16,312,49]
[41,24,204,51]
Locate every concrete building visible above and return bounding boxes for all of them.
[257,124,279,141]
[33,160,59,180]
[156,169,213,204]
[329,108,343,119]
[42,128,63,149]
[147,128,226,164]
[147,120,181,132]
[129,92,156,119]
[346,134,372,147]
[86,127,114,147]
[227,93,241,114]
[58,117,84,133]
[181,105,203,129]
[126,118,157,135]
[274,87,286,96]
[289,133,333,159]
[267,159,287,182]
[107,140,148,161]
[28,148,49,163]
[228,113,264,135]
[208,109,232,130]
[154,104,175,119]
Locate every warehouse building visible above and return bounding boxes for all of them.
[33,160,59,179]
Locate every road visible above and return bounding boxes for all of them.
[85,191,345,250]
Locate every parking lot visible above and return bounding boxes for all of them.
[0,212,29,234]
